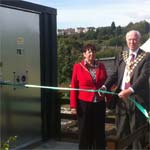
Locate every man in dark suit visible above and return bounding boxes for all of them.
[102,30,150,149]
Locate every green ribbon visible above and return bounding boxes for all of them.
[128,97,150,124]
[25,84,117,95]
[0,81,149,122]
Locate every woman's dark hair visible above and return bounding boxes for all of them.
[82,44,96,52]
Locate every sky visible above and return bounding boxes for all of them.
[25,0,150,29]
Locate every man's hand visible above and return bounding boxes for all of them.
[118,88,133,100]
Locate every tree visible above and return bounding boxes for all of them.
[58,37,82,85]
[110,21,116,36]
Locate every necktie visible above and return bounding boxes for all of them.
[130,53,135,62]
[124,53,135,89]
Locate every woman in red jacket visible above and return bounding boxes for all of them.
[70,44,108,150]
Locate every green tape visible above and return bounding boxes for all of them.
[25,84,118,95]
[0,81,149,122]
[129,97,149,120]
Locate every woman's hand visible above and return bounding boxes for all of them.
[98,85,107,96]
[71,108,77,115]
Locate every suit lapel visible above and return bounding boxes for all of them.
[117,52,126,87]
[118,61,126,87]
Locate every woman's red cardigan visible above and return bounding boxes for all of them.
[70,60,108,108]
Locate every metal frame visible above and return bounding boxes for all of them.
[0,0,59,141]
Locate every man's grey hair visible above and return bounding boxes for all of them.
[126,30,141,40]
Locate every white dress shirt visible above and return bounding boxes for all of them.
[121,49,139,91]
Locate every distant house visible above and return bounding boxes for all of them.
[57,28,75,35]
[57,26,96,35]
[65,28,75,35]
[57,29,65,35]
[75,27,86,33]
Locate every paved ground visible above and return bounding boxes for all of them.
[30,140,78,150]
